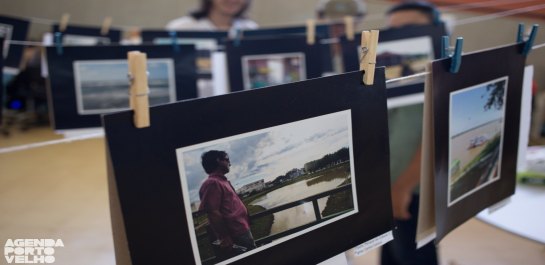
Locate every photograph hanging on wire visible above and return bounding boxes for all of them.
[175,110,358,265]
[154,37,218,74]
[241,52,306,90]
[0,23,13,58]
[448,76,508,206]
[63,34,111,45]
[73,58,176,115]
[360,36,433,88]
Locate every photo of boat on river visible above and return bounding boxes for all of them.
[448,76,508,207]
[176,110,357,265]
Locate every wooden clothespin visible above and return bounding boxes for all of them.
[128,51,150,128]
[344,16,355,41]
[59,13,70,32]
[101,16,113,36]
[360,30,379,85]
[306,19,316,45]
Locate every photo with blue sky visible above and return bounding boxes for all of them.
[450,76,508,137]
[176,110,353,207]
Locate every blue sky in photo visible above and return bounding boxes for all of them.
[450,79,507,136]
[76,60,170,82]
[178,111,352,204]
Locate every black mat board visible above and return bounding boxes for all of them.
[0,15,30,68]
[104,68,393,265]
[432,43,525,242]
[46,44,197,130]
[225,36,324,92]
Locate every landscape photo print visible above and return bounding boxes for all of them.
[448,76,508,206]
[176,110,357,265]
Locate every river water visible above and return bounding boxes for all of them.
[250,175,350,235]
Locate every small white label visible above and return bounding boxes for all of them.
[353,231,394,257]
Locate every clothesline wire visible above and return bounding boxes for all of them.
[6,2,545,48]
[454,3,545,26]
[13,0,545,35]
[364,0,539,21]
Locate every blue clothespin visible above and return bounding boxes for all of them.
[54,32,63,55]
[441,35,463,74]
[517,23,539,56]
[432,8,441,25]
[234,28,242,47]
[168,31,180,53]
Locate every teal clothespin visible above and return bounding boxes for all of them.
[441,35,463,74]
[168,31,180,53]
[234,28,242,47]
[517,23,539,56]
[54,32,63,55]
[432,9,441,25]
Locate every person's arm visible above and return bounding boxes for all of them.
[391,146,421,220]
[207,209,233,248]
[200,181,233,248]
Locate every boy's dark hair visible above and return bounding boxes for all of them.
[386,1,438,22]
[201,150,228,174]
[190,0,251,19]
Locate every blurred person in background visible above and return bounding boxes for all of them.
[166,0,258,31]
[381,1,440,265]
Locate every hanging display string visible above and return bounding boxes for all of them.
[5,2,545,47]
[386,42,545,85]
[0,131,104,154]
[455,3,545,26]
[13,0,544,35]
[362,0,537,22]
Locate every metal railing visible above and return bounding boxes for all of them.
[193,183,353,264]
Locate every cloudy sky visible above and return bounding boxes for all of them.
[176,110,352,204]
[450,77,508,137]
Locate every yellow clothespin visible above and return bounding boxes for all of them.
[59,13,70,32]
[344,16,355,41]
[360,30,379,85]
[128,51,150,128]
[101,16,113,36]
[306,19,316,45]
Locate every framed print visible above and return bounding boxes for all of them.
[141,30,229,97]
[430,43,525,242]
[177,110,358,264]
[225,36,323,92]
[448,77,508,206]
[46,44,197,130]
[73,59,176,115]
[104,69,393,265]
[141,30,228,75]
[52,24,122,45]
[242,25,333,74]
[0,15,30,68]
[241,52,306,90]
[340,23,446,88]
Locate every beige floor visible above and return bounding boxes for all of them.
[1,126,544,265]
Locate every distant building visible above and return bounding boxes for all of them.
[286,168,305,179]
[238,179,265,194]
